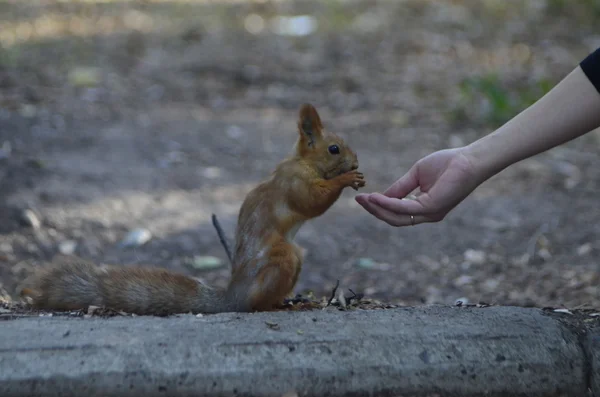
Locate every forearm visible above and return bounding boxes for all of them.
[464,58,600,183]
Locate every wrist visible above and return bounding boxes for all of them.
[463,66,600,185]
[461,132,509,185]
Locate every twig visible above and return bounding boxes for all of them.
[211,213,233,265]
[346,288,364,303]
[327,279,340,306]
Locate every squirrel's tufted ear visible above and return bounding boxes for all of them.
[297,103,323,147]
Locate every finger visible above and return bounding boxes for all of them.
[355,193,371,206]
[368,193,428,215]
[383,166,419,199]
[357,198,430,227]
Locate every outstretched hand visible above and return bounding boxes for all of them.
[355,148,481,227]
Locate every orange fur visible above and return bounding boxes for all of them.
[19,103,365,315]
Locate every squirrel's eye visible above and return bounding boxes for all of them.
[328,145,340,155]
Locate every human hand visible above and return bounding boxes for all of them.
[355,148,481,226]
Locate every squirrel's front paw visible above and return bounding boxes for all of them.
[342,170,366,191]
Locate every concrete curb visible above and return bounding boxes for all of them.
[0,306,597,397]
[588,323,600,397]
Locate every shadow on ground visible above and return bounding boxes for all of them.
[1,0,600,308]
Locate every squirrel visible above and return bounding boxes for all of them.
[18,103,366,316]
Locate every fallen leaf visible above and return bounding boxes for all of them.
[187,255,223,270]
[68,66,101,87]
[20,209,41,229]
[553,308,573,315]
[87,305,101,315]
[265,321,280,330]
[356,257,376,269]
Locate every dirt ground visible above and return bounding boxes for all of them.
[1,0,600,310]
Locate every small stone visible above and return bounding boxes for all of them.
[20,209,41,229]
[226,125,245,139]
[537,248,552,261]
[244,14,265,35]
[577,243,592,256]
[119,228,152,248]
[58,240,77,255]
[195,313,204,318]
[26,243,39,253]
[453,275,473,287]
[201,166,222,179]
[464,249,486,265]
[19,104,37,118]
[0,141,12,160]
[0,242,13,254]
[270,15,317,37]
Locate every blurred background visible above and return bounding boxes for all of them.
[1,0,599,309]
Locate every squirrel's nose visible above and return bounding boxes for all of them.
[351,161,359,170]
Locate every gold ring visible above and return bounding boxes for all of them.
[410,215,415,226]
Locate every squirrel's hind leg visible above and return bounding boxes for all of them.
[248,240,302,311]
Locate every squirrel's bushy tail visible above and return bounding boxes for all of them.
[20,260,234,315]
[20,261,104,311]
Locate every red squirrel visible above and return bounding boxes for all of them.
[19,103,366,315]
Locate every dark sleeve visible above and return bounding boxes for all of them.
[581,47,600,94]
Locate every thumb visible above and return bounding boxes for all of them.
[383,165,419,199]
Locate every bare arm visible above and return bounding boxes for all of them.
[465,65,600,184]
[356,48,600,227]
